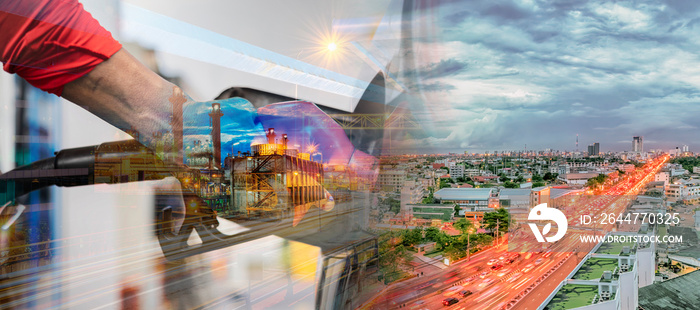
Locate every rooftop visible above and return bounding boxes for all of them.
[595,241,636,255]
[544,284,598,310]
[411,206,455,222]
[638,270,700,310]
[561,173,600,180]
[572,258,618,281]
[499,188,532,197]
[434,188,494,200]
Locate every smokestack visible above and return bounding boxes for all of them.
[209,102,224,168]
[266,128,277,145]
[282,134,288,150]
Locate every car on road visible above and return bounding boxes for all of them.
[522,263,535,273]
[487,258,499,265]
[459,290,473,298]
[442,297,459,306]
[443,285,464,297]
[507,272,523,283]
[543,251,553,258]
[490,263,504,271]
[479,271,490,278]
[535,259,544,266]
[478,278,494,287]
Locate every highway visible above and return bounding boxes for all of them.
[369,155,668,310]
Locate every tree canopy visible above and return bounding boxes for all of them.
[482,208,510,235]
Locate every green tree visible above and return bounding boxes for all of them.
[453,218,473,235]
[543,172,558,182]
[401,227,423,247]
[532,182,546,188]
[422,187,436,204]
[482,208,510,235]
[532,174,544,182]
[504,181,519,188]
[434,231,452,250]
[424,227,440,241]
[377,232,414,284]
[385,197,401,214]
[439,178,451,189]
[472,233,494,248]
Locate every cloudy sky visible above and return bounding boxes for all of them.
[406,0,700,154]
[109,0,700,155]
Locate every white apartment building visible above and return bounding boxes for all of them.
[665,179,700,202]
[377,169,407,192]
[464,168,482,177]
[670,168,687,177]
[450,165,465,178]
[400,180,425,219]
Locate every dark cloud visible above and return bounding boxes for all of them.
[483,3,530,21]
[412,0,700,153]
[444,11,469,25]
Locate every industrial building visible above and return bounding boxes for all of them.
[433,188,499,211]
[228,128,326,221]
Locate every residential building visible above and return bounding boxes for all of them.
[670,167,687,177]
[450,164,465,179]
[400,181,425,220]
[472,175,498,183]
[464,168,481,177]
[530,186,551,209]
[665,179,700,203]
[432,163,445,170]
[655,172,669,187]
[588,142,600,156]
[377,169,407,192]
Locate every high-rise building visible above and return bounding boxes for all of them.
[633,136,643,152]
[683,145,689,153]
[588,142,600,156]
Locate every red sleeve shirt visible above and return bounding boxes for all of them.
[0,0,122,96]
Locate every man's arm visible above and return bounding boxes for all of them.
[62,49,185,161]
[1,1,187,162]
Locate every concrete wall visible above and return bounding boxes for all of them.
[637,247,655,287]
[618,270,637,310]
